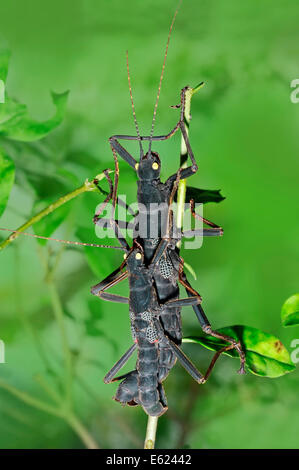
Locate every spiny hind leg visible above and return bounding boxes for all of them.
[180,270,246,374]
[103,344,137,384]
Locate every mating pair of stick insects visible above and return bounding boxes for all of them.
[89,4,245,415]
[91,82,245,416]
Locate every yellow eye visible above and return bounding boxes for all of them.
[152,162,159,170]
[135,253,142,260]
[135,163,139,170]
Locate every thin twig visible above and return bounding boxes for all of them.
[176,83,205,246]
[66,413,100,449]
[0,380,63,418]
[144,416,158,449]
[0,171,111,251]
[0,378,100,449]
[34,374,62,405]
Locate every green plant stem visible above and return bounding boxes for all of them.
[0,171,110,251]
[144,416,158,449]
[34,374,62,405]
[176,83,204,247]
[0,379,63,418]
[47,279,73,406]
[0,379,99,449]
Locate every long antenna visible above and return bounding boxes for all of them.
[148,0,182,154]
[126,50,144,158]
[0,228,125,250]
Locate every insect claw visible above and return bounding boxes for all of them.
[170,104,180,109]
[202,325,212,335]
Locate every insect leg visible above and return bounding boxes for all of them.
[180,272,246,374]
[183,228,223,237]
[179,121,197,171]
[93,169,114,221]
[110,84,186,148]
[111,85,197,168]
[103,343,137,384]
[92,168,130,251]
[165,337,205,384]
[164,296,201,308]
[94,218,136,231]
[93,165,138,241]
[187,198,223,236]
[105,145,131,252]
[109,87,191,169]
[190,199,222,229]
[165,332,243,385]
[165,151,198,184]
[203,344,238,382]
[109,136,138,169]
[148,239,169,269]
[94,183,137,217]
[91,265,129,304]
[112,119,180,145]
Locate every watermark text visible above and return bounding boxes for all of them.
[94,200,208,250]
[290,338,299,364]
[290,79,299,103]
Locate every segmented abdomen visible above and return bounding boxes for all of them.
[136,334,167,416]
[115,310,167,416]
[115,247,182,416]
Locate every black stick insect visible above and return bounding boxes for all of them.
[91,4,245,415]
[92,173,244,417]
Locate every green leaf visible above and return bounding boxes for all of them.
[0,91,69,142]
[183,325,295,378]
[281,294,299,327]
[33,198,70,245]
[175,186,225,205]
[0,148,15,217]
[185,187,225,204]
[0,51,68,141]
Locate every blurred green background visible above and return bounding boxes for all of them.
[0,0,299,449]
